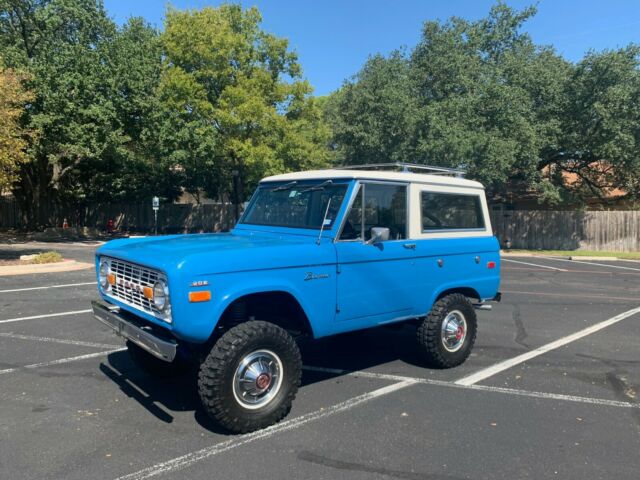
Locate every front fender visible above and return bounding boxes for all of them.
[173,264,337,343]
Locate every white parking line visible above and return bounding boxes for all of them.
[114,380,416,480]
[0,348,126,375]
[502,258,568,271]
[0,282,96,293]
[540,257,640,272]
[0,309,92,325]
[0,332,120,349]
[303,366,640,409]
[455,305,640,386]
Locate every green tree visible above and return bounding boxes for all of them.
[409,2,570,199]
[326,3,640,204]
[548,46,640,203]
[324,50,419,165]
[0,1,174,225]
[0,63,32,192]
[159,4,331,204]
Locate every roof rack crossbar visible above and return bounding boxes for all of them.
[334,162,466,177]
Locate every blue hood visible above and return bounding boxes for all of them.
[97,231,335,275]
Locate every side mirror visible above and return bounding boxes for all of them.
[368,227,390,245]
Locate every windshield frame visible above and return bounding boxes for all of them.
[238,179,352,232]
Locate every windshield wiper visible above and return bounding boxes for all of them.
[272,181,298,192]
[299,179,333,193]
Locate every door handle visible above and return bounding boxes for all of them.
[403,243,416,250]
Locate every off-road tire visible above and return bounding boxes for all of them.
[126,340,188,378]
[417,293,477,368]
[198,321,302,433]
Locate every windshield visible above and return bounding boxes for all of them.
[240,180,348,230]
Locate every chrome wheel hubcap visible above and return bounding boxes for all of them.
[232,350,283,409]
[441,310,467,353]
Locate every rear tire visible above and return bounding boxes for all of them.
[126,341,188,378]
[416,293,477,368]
[198,321,302,433]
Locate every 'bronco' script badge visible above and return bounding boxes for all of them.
[304,272,329,281]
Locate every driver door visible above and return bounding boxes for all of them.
[334,182,418,329]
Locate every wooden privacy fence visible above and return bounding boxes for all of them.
[0,199,239,233]
[491,210,640,252]
[2,198,639,251]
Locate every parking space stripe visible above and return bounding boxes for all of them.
[303,366,640,409]
[0,309,92,325]
[502,258,568,271]
[503,267,640,276]
[463,383,640,409]
[0,332,120,349]
[455,305,640,386]
[114,380,416,480]
[502,290,639,302]
[0,348,126,375]
[538,257,640,272]
[0,281,96,293]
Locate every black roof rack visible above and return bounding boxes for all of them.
[334,162,466,178]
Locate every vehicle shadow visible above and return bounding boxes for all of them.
[100,324,428,435]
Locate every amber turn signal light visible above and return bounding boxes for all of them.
[107,273,116,285]
[189,290,211,303]
[142,286,154,299]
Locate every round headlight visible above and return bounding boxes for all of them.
[99,259,110,290]
[153,280,169,311]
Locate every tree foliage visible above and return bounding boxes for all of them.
[0,63,32,192]
[325,2,640,205]
[0,0,170,225]
[158,4,331,202]
[1,0,639,228]
[0,1,331,226]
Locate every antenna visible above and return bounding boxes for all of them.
[316,198,332,246]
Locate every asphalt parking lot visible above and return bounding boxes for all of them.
[1,243,639,480]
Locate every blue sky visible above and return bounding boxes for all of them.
[104,0,640,96]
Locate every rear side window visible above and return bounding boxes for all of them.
[421,192,485,231]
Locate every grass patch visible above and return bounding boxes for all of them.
[31,251,64,264]
[505,249,640,260]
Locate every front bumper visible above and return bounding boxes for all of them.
[91,300,177,362]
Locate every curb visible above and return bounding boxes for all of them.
[500,251,637,262]
[568,256,619,261]
[0,259,93,276]
[500,252,569,258]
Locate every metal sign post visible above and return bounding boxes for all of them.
[152,196,159,235]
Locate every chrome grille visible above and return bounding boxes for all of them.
[104,257,168,318]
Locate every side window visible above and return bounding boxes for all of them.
[340,186,363,240]
[421,192,485,231]
[340,183,407,241]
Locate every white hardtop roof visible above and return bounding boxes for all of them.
[261,169,485,189]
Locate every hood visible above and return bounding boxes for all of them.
[97,231,336,274]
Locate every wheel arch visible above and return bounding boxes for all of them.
[435,286,481,302]
[424,286,481,314]
[211,289,315,342]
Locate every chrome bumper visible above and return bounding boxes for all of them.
[91,300,177,362]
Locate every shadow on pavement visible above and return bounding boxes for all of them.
[101,324,429,435]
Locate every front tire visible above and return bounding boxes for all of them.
[198,321,302,433]
[416,293,477,368]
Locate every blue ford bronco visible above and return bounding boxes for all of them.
[92,163,501,433]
